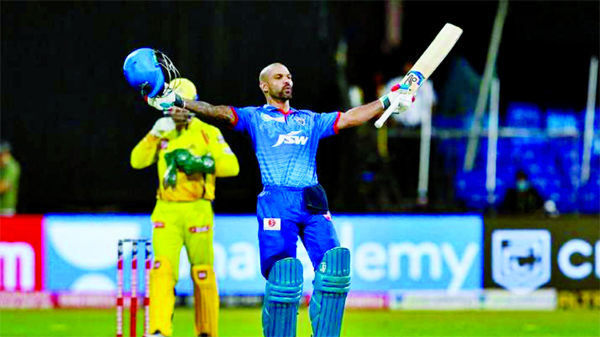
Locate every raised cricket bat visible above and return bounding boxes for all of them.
[375,23,463,128]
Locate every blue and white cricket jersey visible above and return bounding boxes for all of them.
[231,104,340,188]
[230,104,342,278]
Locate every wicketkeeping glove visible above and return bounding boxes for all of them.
[378,84,415,114]
[163,151,179,189]
[174,149,216,175]
[145,83,185,112]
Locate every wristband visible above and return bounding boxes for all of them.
[174,94,185,108]
[378,91,398,110]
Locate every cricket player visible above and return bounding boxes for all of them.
[145,63,414,337]
[0,141,20,216]
[131,78,239,337]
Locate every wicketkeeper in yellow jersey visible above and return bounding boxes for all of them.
[131,78,239,337]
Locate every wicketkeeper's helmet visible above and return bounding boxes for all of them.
[169,78,198,101]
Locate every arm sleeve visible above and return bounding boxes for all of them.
[130,134,160,169]
[208,127,240,178]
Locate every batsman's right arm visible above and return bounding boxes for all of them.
[183,100,236,128]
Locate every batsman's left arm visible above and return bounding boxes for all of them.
[336,85,414,130]
[336,100,384,130]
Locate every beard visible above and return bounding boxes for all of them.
[271,86,293,100]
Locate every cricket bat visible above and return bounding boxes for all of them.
[375,23,463,128]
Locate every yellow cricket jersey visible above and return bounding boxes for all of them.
[130,117,239,201]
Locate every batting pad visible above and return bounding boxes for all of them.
[309,247,351,337]
[262,258,304,337]
[149,257,176,337]
[192,265,219,337]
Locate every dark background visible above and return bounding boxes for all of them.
[1,1,598,214]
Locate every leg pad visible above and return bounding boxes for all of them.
[192,265,219,337]
[309,247,351,337]
[262,258,303,337]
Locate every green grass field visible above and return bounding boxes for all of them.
[1,308,598,337]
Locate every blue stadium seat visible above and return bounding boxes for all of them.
[550,188,579,213]
[575,107,600,131]
[546,109,580,133]
[454,168,509,210]
[505,102,543,129]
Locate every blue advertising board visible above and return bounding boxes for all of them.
[43,214,483,295]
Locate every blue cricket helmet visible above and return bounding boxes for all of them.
[123,47,182,99]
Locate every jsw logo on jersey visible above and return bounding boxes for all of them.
[272,131,308,147]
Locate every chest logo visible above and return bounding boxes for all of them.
[272,131,308,147]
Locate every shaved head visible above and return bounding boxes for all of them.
[259,62,285,82]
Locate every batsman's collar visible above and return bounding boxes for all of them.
[262,104,297,115]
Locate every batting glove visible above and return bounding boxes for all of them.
[149,117,176,138]
[144,83,184,112]
[378,84,415,114]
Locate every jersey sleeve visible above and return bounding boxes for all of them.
[130,133,159,169]
[207,126,240,178]
[313,111,341,139]
[230,106,256,134]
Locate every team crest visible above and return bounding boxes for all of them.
[263,218,281,230]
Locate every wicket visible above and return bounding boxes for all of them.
[117,239,152,337]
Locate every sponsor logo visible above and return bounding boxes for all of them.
[189,226,210,233]
[400,71,424,90]
[0,242,35,291]
[558,239,599,280]
[319,261,327,273]
[197,271,207,280]
[294,116,306,125]
[153,222,165,228]
[261,113,285,123]
[492,229,551,294]
[154,261,161,269]
[272,131,308,147]
[263,218,281,231]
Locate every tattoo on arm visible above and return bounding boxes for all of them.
[184,100,235,126]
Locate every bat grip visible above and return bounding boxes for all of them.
[374,95,401,128]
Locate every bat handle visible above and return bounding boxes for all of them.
[374,96,401,128]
